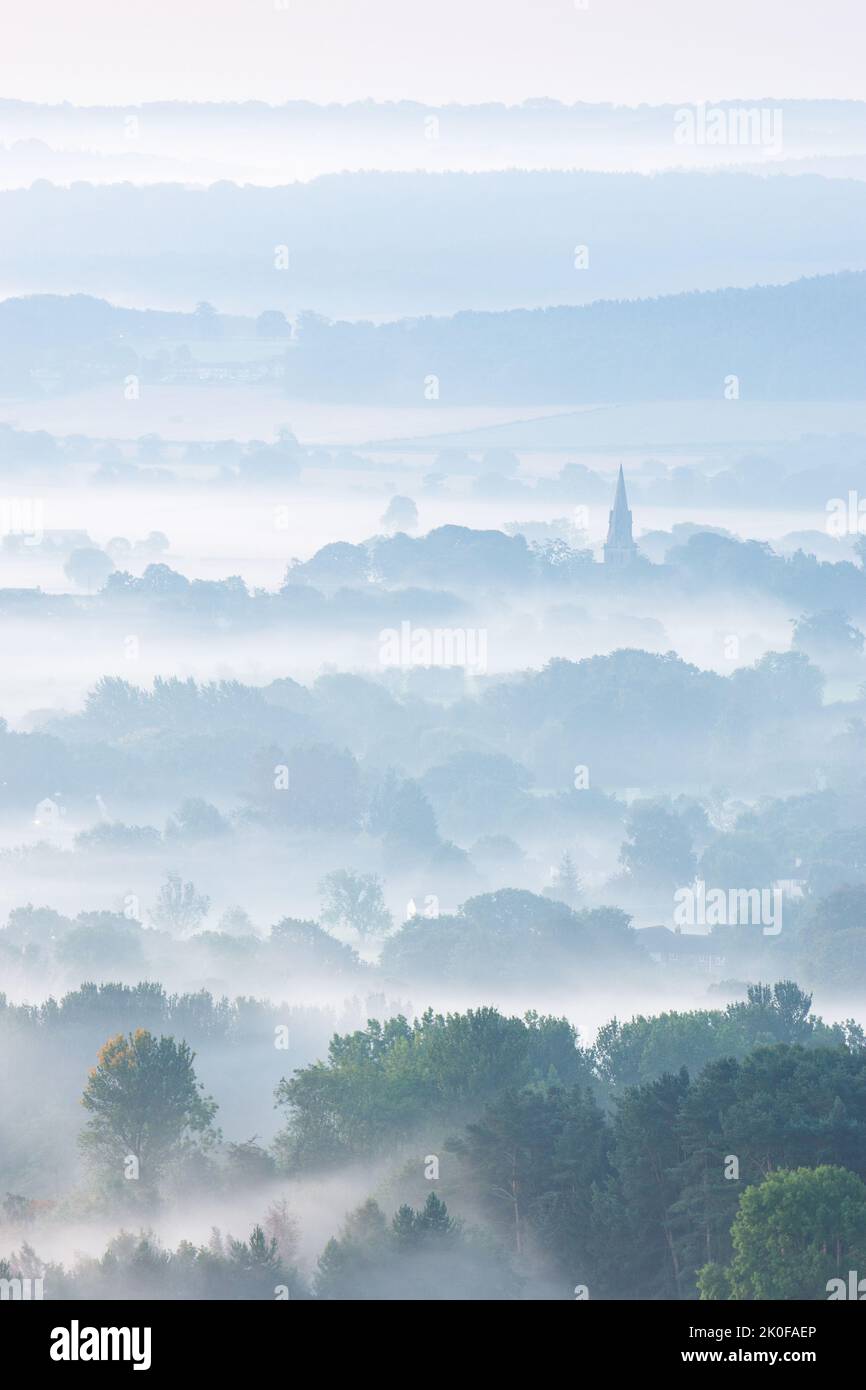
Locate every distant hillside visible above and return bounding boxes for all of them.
[369,400,866,453]
[0,294,258,395]
[287,271,866,404]
[2,272,864,406]
[1,170,865,317]
[0,294,202,347]
[1,98,865,183]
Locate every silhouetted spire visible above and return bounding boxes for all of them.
[604,465,638,566]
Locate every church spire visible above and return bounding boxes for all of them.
[604,465,638,566]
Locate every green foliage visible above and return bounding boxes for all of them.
[594,981,844,1091]
[63,547,115,593]
[381,888,639,987]
[544,851,582,907]
[80,1029,218,1194]
[3,1226,305,1300]
[800,885,866,991]
[318,869,392,940]
[667,1040,866,1298]
[165,798,231,840]
[450,1085,610,1275]
[274,1006,589,1170]
[55,914,144,973]
[620,799,696,888]
[595,1069,692,1299]
[792,609,864,658]
[148,872,210,935]
[269,917,363,976]
[10,966,866,1301]
[315,1193,517,1300]
[699,1166,866,1300]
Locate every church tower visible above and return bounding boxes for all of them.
[603,465,638,566]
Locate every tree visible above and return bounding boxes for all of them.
[452,1087,585,1260]
[269,917,362,977]
[38,1225,305,1299]
[274,1007,587,1171]
[75,822,162,853]
[226,1225,283,1285]
[256,309,290,339]
[674,1041,866,1293]
[792,609,865,660]
[82,676,148,733]
[734,981,813,1044]
[544,851,582,907]
[451,1083,611,1289]
[481,448,520,476]
[593,983,841,1094]
[194,301,221,339]
[2,1193,31,1224]
[313,1193,516,1300]
[80,1029,217,1192]
[218,906,257,937]
[620,800,696,889]
[5,904,72,948]
[55,915,144,974]
[800,886,866,991]
[148,872,210,935]
[414,1190,454,1236]
[224,1137,277,1185]
[314,1199,390,1300]
[698,830,781,892]
[381,495,418,532]
[265,743,363,831]
[729,649,824,717]
[318,870,392,940]
[165,798,230,841]
[594,1069,691,1299]
[136,433,165,462]
[63,547,115,593]
[284,541,369,592]
[137,531,170,555]
[391,1192,455,1249]
[264,1199,300,1266]
[698,1166,866,1300]
[453,1089,556,1256]
[368,772,439,855]
[381,889,639,990]
[419,752,532,840]
[139,563,190,597]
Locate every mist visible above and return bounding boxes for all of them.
[2,8,866,1314]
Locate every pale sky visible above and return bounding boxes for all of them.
[1,0,864,106]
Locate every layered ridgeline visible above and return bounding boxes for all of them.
[2,97,866,182]
[0,170,865,316]
[2,270,861,403]
[285,271,866,403]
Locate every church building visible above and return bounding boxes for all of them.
[603,465,639,566]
